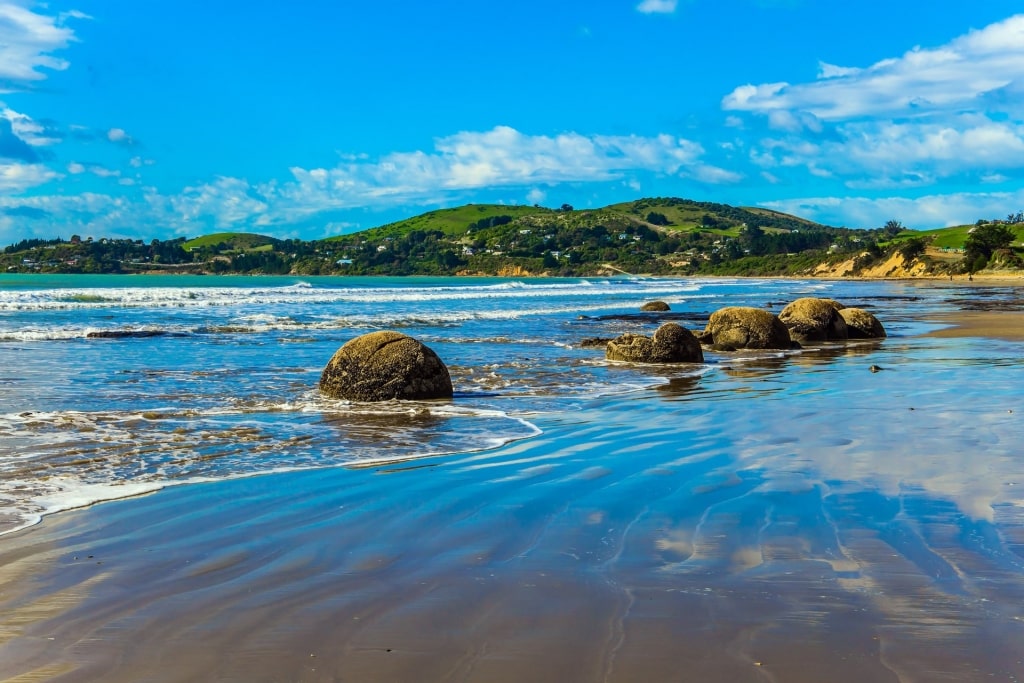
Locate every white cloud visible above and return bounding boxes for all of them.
[761,188,1024,229]
[636,0,678,14]
[0,2,84,84]
[255,126,737,225]
[0,161,60,191]
[723,15,1024,193]
[723,14,1024,120]
[107,128,134,145]
[0,126,746,237]
[171,176,268,228]
[1,106,59,145]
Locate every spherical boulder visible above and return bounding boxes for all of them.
[606,323,704,363]
[640,300,671,312]
[319,331,453,401]
[839,307,886,338]
[702,307,794,350]
[778,297,849,343]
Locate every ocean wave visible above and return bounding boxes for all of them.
[0,400,541,537]
[0,279,707,312]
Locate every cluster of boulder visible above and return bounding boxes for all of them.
[318,297,885,402]
[613,297,885,363]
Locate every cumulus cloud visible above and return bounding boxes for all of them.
[107,127,136,146]
[0,2,85,85]
[761,188,1024,229]
[636,0,678,14]
[723,13,1024,199]
[252,126,736,225]
[171,176,269,228]
[0,161,59,192]
[723,14,1024,120]
[0,126,744,238]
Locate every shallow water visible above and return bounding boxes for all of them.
[1,275,1023,681]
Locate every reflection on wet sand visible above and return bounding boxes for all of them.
[2,362,1023,683]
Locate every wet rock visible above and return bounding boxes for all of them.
[640,300,670,312]
[778,297,849,343]
[606,323,704,363]
[86,329,170,339]
[578,337,614,348]
[702,307,795,350]
[319,331,453,402]
[839,307,887,338]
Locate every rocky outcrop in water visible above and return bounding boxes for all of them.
[640,300,670,312]
[86,329,171,339]
[319,331,453,402]
[778,297,849,343]
[700,307,795,350]
[838,307,887,338]
[606,323,704,363]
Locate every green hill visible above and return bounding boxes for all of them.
[182,232,279,252]
[349,204,556,240]
[910,223,1024,250]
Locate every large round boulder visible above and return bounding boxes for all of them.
[606,323,704,363]
[640,300,670,312]
[319,331,453,401]
[702,307,794,350]
[839,307,886,338]
[778,297,849,343]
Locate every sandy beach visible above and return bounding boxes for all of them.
[2,276,1024,683]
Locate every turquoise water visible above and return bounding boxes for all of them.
[2,274,1024,679]
[0,273,1019,537]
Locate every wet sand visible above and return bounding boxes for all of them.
[3,314,1024,682]
[925,311,1024,340]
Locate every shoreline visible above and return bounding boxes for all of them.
[3,279,1024,682]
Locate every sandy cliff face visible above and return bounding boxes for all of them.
[812,251,931,279]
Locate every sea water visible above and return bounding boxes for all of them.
[0,273,1021,539]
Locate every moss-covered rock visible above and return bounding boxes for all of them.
[703,307,795,350]
[778,297,848,343]
[319,331,453,401]
[640,300,670,312]
[606,323,703,363]
[839,307,886,338]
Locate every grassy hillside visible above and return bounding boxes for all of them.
[182,233,279,251]
[332,197,831,244]
[910,223,1024,250]
[351,204,556,240]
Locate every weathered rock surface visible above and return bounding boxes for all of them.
[778,297,849,342]
[606,323,704,363]
[702,307,795,350]
[640,300,670,312]
[839,307,887,338]
[578,337,614,349]
[319,331,453,401]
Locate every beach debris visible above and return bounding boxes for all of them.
[839,307,887,338]
[606,322,704,363]
[778,297,849,343]
[640,300,670,312]
[698,306,796,350]
[319,331,453,402]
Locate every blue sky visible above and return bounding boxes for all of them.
[1,0,1023,243]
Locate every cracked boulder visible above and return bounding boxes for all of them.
[319,331,453,401]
